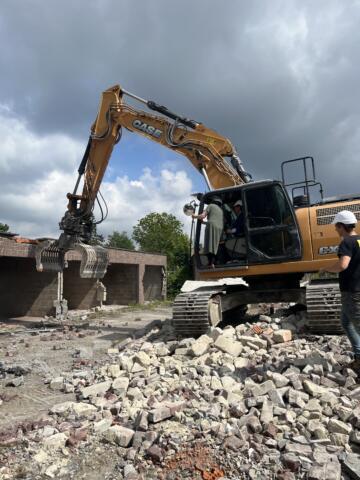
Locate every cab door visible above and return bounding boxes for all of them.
[243,182,302,264]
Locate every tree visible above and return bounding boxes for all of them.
[0,223,9,232]
[107,230,135,250]
[132,213,192,296]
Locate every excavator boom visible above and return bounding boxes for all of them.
[36,84,250,278]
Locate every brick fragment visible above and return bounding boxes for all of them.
[146,445,163,462]
[273,330,292,343]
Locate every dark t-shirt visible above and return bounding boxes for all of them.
[338,235,360,292]
[233,213,245,236]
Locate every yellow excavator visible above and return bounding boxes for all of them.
[36,84,360,336]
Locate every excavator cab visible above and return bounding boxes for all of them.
[194,180,302,269]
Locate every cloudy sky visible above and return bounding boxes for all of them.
[0,0,359,238]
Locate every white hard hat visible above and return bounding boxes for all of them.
[332,210,357,225]
[234,200,243,207]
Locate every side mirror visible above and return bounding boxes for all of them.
[183,201,197,216]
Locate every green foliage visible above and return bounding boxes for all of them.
[125,299,173,310]
[132,212,192,296]
[0,223,9,232]
[132,213,187,266]
[167,264,192,298]
[107,230,135,250]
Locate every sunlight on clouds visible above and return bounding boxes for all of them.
[0,108,194,238]
[0,105,82,189]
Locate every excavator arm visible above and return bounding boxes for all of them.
[36,84,250,278]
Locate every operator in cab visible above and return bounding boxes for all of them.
[322,210,360,374]
[226,199,245,237]
[224,199,246,259]
[192,196,224,268]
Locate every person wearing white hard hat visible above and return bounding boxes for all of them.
[224,199,246,259]
[226,199,245,236]
[322,210,360,372]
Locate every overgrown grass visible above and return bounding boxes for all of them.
[125,299,173,311]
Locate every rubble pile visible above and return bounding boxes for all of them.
[1,309,360,479]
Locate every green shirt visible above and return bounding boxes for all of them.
[206,204,224,229]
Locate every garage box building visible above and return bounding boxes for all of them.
[0,236,166,318]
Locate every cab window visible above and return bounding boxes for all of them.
[245,184,301,260]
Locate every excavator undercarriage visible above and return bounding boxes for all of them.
[173,278,344,337]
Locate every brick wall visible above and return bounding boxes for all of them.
[63,262,98,310]
[0,257,57,317]
[0,238,167,317]
[144,265,163,301]
[103,263,139,305]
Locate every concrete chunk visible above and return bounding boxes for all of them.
[72,402,97,418]
[268,388,286,407]
[273,329,292,343]
[214,335,243,357]
[135,410,149,431]
[237,335,267,349]
[268,372,289,388]
[350,431,360,445]
[148,406,172,423]
[234,357,250,369]
[43,432,68,450]
[328,418,352,435]
[108,364,121,378]
[103,425,134,447]
[112,377,129,397]
[343,453,360,480]
[303,380,328,397]
[190,336,212,357]
[308,460,341,480]
[81,380,111,398]
[285,442,312,456]
[49,377,64,391]
[251,380,276,397]
[260,399,273,425]
[93,418,112,434]
[134,351,151,367]
[50,401,75,416]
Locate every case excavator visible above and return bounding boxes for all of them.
[36,84,360,336]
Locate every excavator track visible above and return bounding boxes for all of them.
[173,289,223,337]
[306,281,343,334]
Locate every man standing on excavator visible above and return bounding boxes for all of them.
[322,210,360,373]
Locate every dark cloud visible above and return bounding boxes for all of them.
[1,0,360,197]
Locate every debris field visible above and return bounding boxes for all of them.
[1,305,360,479]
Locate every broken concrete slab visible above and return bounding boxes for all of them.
[214,335,243,357]
[81,380,112,398]
[342,453,360,480]
[103,425,135,447]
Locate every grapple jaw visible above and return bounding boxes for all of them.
[35,240,65,274]
[75,243,109,279]
[36,239,109,279]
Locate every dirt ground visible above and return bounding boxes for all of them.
[0,306,172,432]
